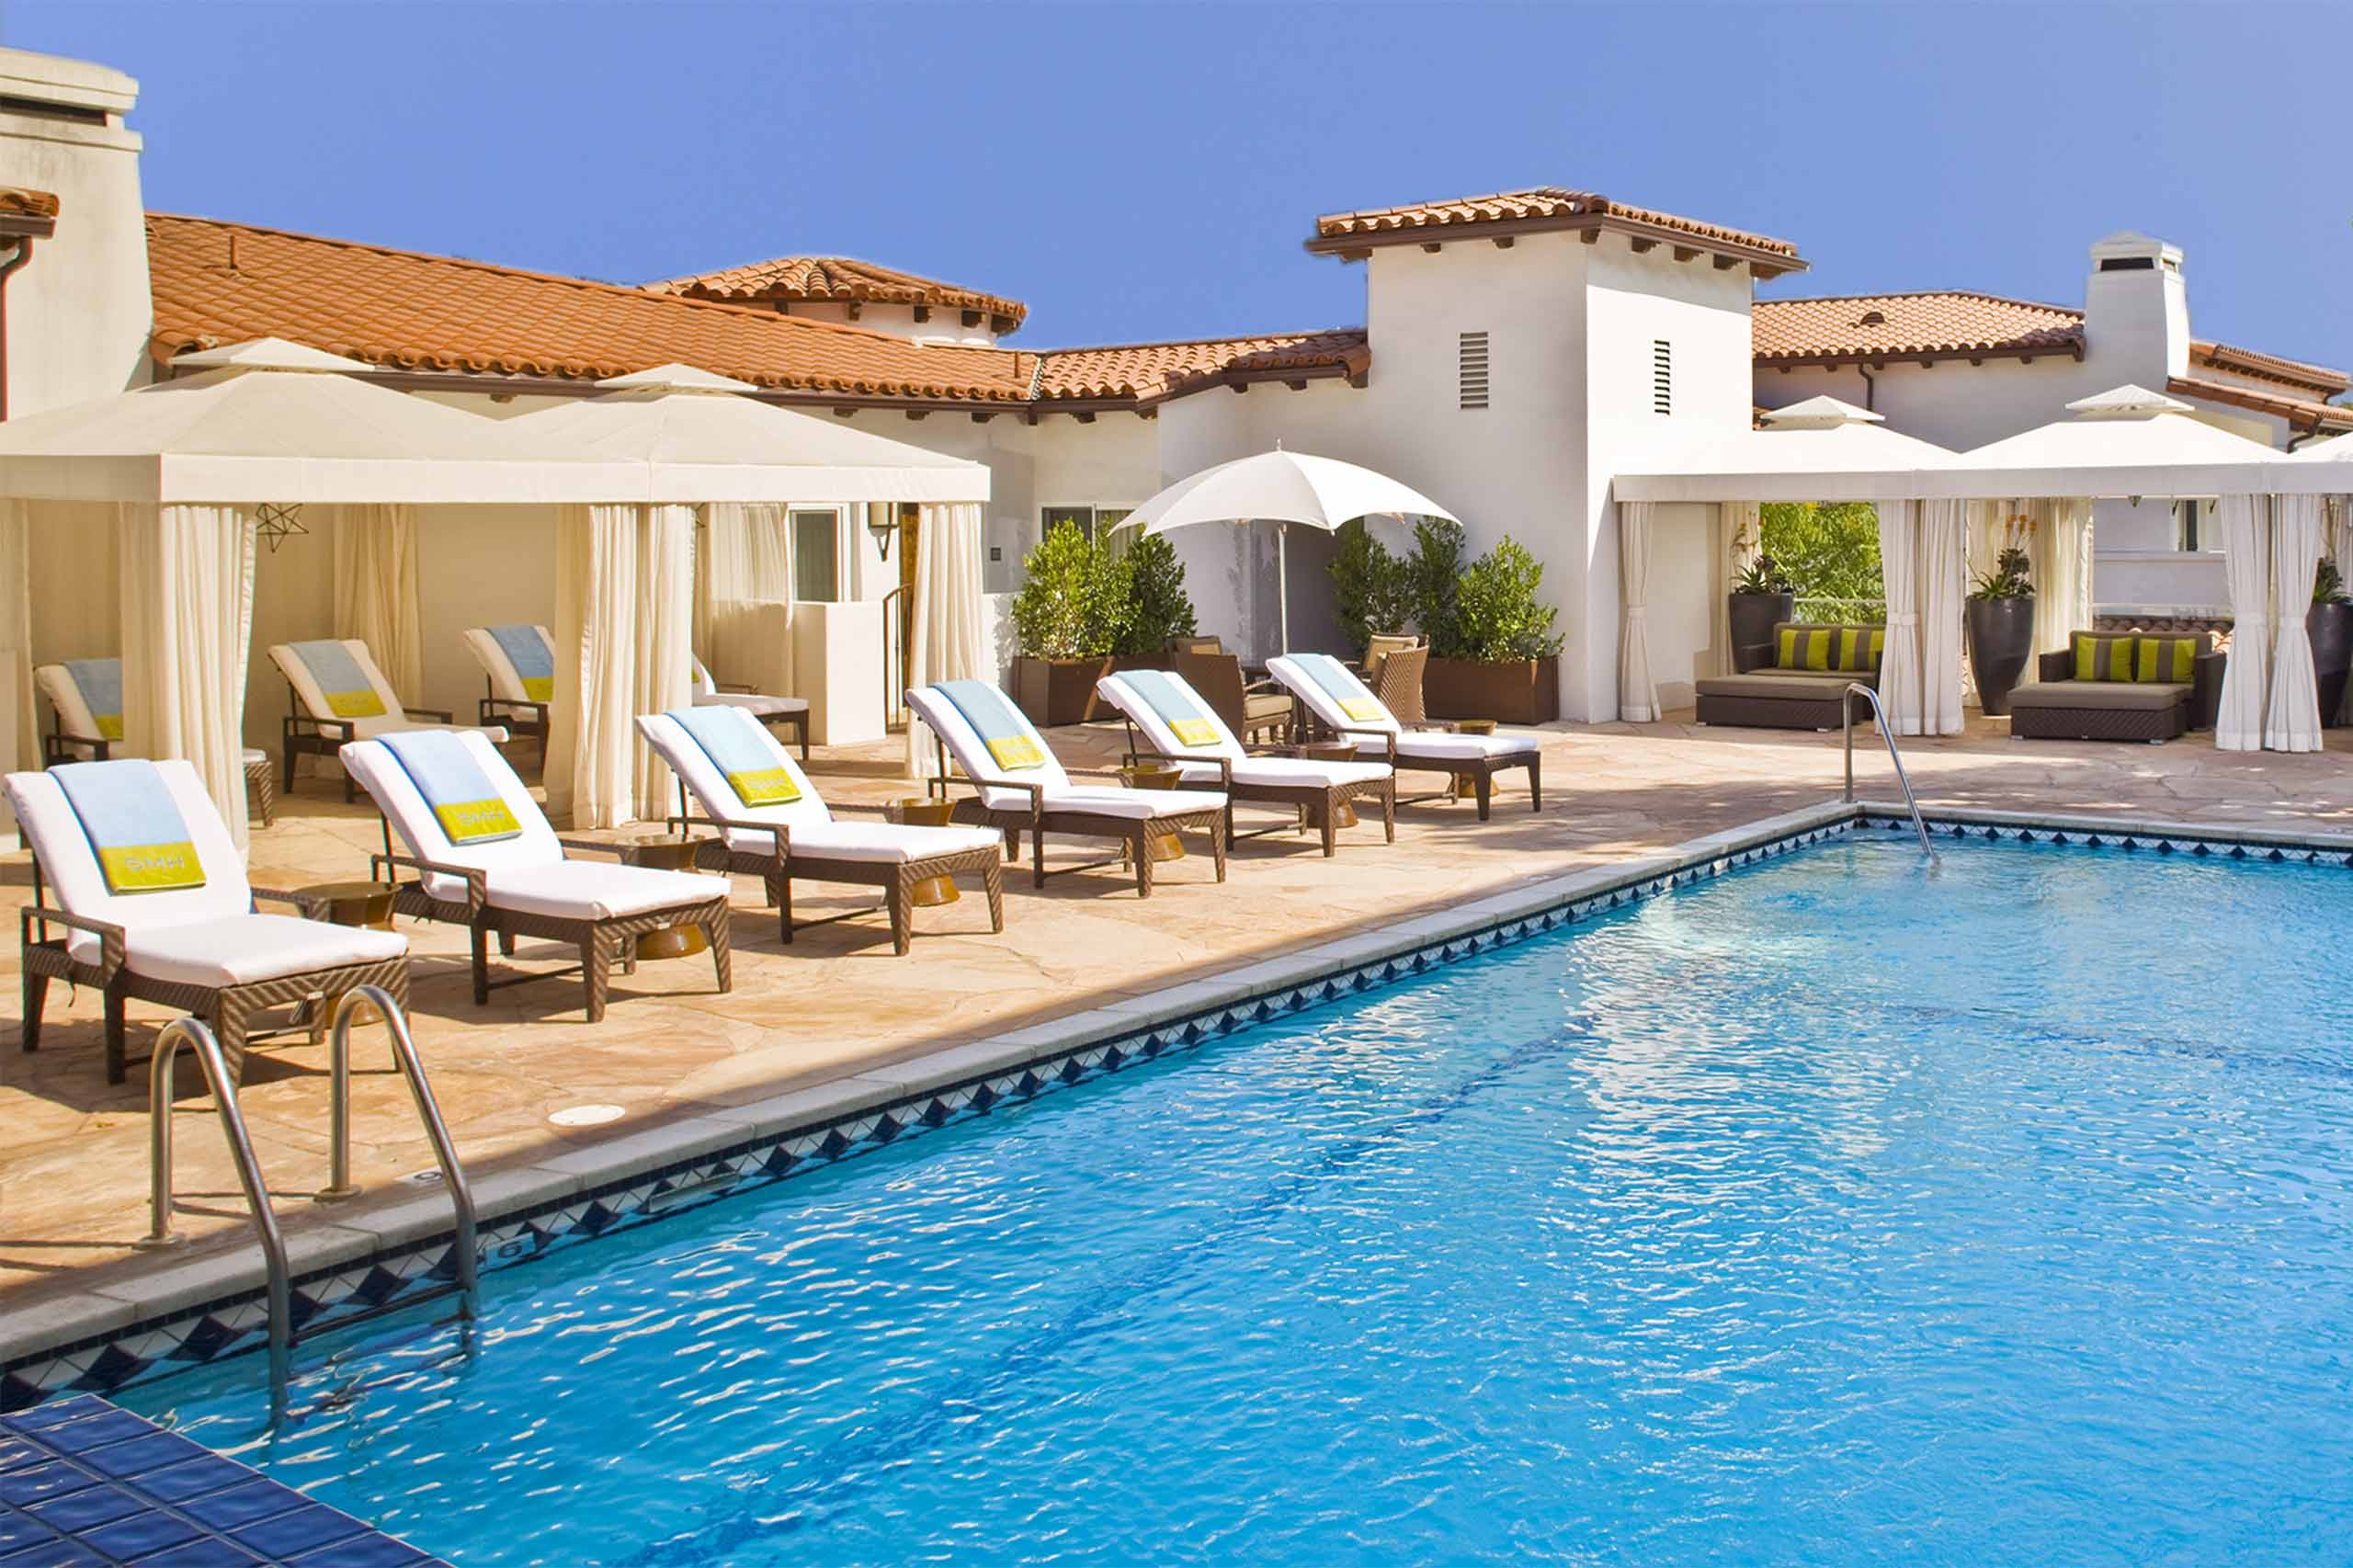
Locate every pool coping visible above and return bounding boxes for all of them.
[10,797,2351,1413]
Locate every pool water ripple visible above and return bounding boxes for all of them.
[138,838,2353,1563]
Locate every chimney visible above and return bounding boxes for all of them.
[2083,232,2188,385]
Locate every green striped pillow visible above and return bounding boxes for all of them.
[2135,635,2200,685]
[1833,628,1886,671]
[1777,627,1834,671]
[2071,633,2139,683]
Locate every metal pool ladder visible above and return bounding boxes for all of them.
[1840,682,1938,862]
[142,987,482,1425]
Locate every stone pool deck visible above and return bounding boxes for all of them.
[6,712,2350,1348]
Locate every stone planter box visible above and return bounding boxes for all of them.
[2310,602,2353,728]
[1423,655,1560,725]
[1010,655,1113,727]
[1967,595,2037,717]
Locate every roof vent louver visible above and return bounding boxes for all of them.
[1459,332,1490,411]
[1652,339,1672,415]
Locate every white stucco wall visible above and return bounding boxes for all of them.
[0,50,151,415]
[781,299,1002,349]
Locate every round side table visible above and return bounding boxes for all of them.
[1300,743,1361,827]
[1117,765,1188,861]
[618,834,710,960]
[1449,719,1497,799]
[886,798,961,906]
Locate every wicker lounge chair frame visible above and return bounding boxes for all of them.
[1279,649,1540,822]
[923,731,1228,896]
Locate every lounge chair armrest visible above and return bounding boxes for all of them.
[371,849,486,916]
[482,698,549,721]
[402,707,455,723]
[43,731,112,763]
[1733,641,1774,675]
[716,681,758,694]
[2037,650,2073,683]
[2192,648,2225,730]
[1328,723,1399,762]
[249,884,334,920]
[289,714,358,741]
[554,835,627,860]
[18,903,127,978]
[663,812,787,857]
[1065,767,1136,783]
[824,801,896,819]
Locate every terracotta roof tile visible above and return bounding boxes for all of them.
[2188,338,2347,397]
[143,213,1038,403]
[1753,291,2085,364]
[1034,330,1370,404]
[0,187,60,221]
[1313,186,1801,261]
[2168,374,2353,435]
[645,255,1026,328]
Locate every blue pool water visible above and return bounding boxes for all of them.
[134,834,2353,1563]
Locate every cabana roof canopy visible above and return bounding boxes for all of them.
[0,338,640,505]
[1611,395,1958,503]
[1923,384,2285,499]
[501,362,991,504]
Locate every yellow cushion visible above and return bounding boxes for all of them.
[2072,634,2137,683]
[2135,636,2200,685]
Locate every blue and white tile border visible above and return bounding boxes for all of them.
[9,800,2350,1413]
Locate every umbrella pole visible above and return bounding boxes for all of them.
[1277,520,1290,654]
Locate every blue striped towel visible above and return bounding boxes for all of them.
[488,625,554,703]
[52,759,205,893]
[1291,653,1389,723]
[63,658,125,742]
[379,731,522,844]
[668,705,801,807]
[288,640,388,719]
[934,681,1046,771]
[1120,668,1224,749]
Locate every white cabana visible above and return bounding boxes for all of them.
[0,340,630,845]
[505,365,992,816]
[1116,449,1457,653]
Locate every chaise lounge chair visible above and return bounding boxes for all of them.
[1096,668,1395,855]
[906,680,1228,895]
[269,639,507,801]
[461,623,557,758]
[6,757,410,1084]
[343,730,730,1021]
[1269,652,1541,821]
[637,705,1004,953]
[690,654,809,762]
[35,657,279,826]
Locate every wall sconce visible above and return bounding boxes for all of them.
[867,506,898,562]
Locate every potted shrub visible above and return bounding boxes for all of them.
[1330,517,1414,655]
[1424,533,1563,724]
[2311,556,2352,729]
[1110,530,1199,672]
[1966,525,2036,716]
[1728,552,1796,665]
[1008,521,1122,725]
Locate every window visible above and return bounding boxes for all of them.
[790,507,841,600]
[1041,505,1096,542]
[1458,332,1489,410]
[2176,498,2205,553]
[1097,506,1135,561]
[1652,339,1672,415]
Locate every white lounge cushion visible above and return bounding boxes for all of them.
[34,664,107,744]
[635,710,833,838]
[904,686,1075,811]
[269,639,507,744]
[125,915,405,990]
[1096,671,1249,765]
[243,748,267,767]
[1039,786,1211,822]
[696,690,809,720]
[1367,732,1540,763]
[771,821,1002,864]
[462,625,555,706]
[482,860,722,921]
[1172,757,1392,789]
[341,732,564,904]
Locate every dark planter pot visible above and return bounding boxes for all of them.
[1011,654,1113,727]
[2309,602,2353,728]
[1423,655,1561,725]
[1967,596,2037,716]
[1729,592,1796,665]
[1108,653,1173,676]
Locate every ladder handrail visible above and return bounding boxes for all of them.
[141,1017,292,1424]
[322,985,481,1315]
[1841,682,1938,861]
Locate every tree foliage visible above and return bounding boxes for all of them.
[1760,502,1883,604]
[1324,516,1560,663]
[1329,518,1414,653]
[1010,521,1200,658]
[1454,535,1564,661]
[1116,531,1199,655]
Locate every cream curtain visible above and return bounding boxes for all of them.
[332,503,423,704]
[2330,496,2353,725]
[2035,497,2094,655]
[1714,500,1759,676]
[2214,493,2270,751]
[1617,501,1658,722]
[698,501,795,696]
[1918,500,1966,735]
[28,500,121,665]
[548,503,695,826]
[904,502,987,778]
[2266,493,2323,753]
[0,501,38,809]
[119,504,257,850]
[1961,500,2008,704]
[1874,501,1924,735]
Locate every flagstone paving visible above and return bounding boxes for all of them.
[6,713,2349,1319]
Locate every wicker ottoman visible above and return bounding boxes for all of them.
[1694,672,1874,731]
[2007,681,2189,743]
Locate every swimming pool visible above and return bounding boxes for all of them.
[132,831,2353,1562]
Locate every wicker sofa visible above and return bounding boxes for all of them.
[2007,631,2223,743]
[1694,622,1883,731]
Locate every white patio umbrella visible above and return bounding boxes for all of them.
[1112,448,1459,653]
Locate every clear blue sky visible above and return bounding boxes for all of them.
[8,2,2348,375]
